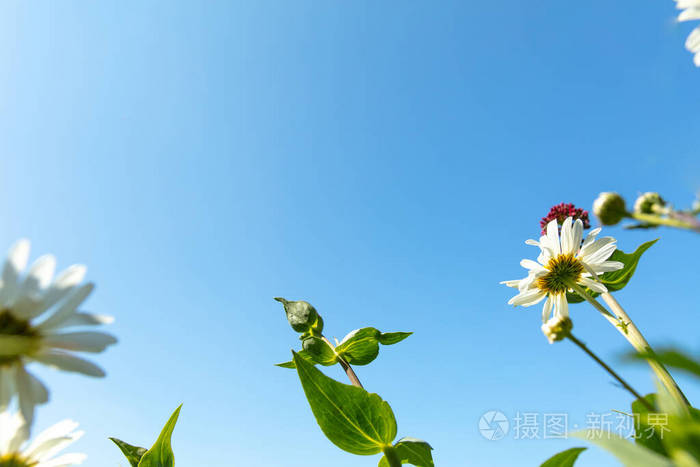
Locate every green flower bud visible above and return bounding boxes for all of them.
[633,192,666,215]
[274,297,320,333]
[541,315,573,344]
[593,192,627,225]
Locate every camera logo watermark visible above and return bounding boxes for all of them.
[478,411,510,440]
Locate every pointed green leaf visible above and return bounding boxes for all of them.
[276,343,337,369]
[540,447,587,467]
[292,351,397,455]
[631,394,668,457]
[567,240,657,303]
[573,430,673,467]
[378,332,413,346]
[378,438,434,466]
[109,438,147,467]
[138,405,182,467]
[335,328,412,366]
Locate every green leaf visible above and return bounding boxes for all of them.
[631,394,668,457]
[626,349,700,380]
[567,240,657,303]
[540,447,587,467]
[292,350,397,455]
[302,336,338,365]
[573,430,673,467]
[275,342,338,369]
[378,438,434,467]
[378,332,413,345]
[335,328,412,366]
[138,405,182,467]
[109,438,147,467]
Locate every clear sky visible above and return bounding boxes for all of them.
[1,1,699,466]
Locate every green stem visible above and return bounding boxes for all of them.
[321,336,364,389]
[567,282,689,410]
[382,446,402,467]
[600,293,689,408]
[629,212,700,232]
[567,333,653,411]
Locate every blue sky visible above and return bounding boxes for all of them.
[1,1,699,466]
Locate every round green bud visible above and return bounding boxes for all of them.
[275,297,319,333]
[633,192,666,215]
[541,315,573,344]
[593,192,627,225]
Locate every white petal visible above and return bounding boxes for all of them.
[579,236,615,259]
[39,452,87,466]
[40,265,87,313]
[555,294,569,318]
[30,351,105,377]
[546,219,561,255]
[560,217,574,255]
[587,261,625,274]
[36,283,95,332]
[26,424,82,463]
[47,312,114,330]
[520,259,546,271]
[581,242,617,265]
[0,239,31,306]
[500,279,522,288]
[679,7,700,21]
[42,332,117,353]
[571,219,583,253]
[26,420,79,456]
[579,277,608,294]
[541,296,553,323]
[686,27,700,52]
[0,365,16,411]
[0,410,28,454]
[508,289,546,307]
[13,255,57,319]
[16,365,39,426]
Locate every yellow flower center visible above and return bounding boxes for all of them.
[0,309,40,366]
[536,253,585,295]
[0,454,37,467]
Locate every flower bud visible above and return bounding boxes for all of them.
[593,192,627,225]
[633,192,666,215]
[274,297,322,334]
[541,315,573,344]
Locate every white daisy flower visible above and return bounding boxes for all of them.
[676,0,700,66]
[0,411,86,466]
[501,217,624,322]
[0,239,116,425]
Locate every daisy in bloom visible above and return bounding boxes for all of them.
[676,0,700,66]
[0,411,86,466]
[502,217,624,322]
[0,239,116,425]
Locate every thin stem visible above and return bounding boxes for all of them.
[567,333,653,411]
[630,212,700,232]
[566,282,618,325]
[321,336,364,389]
[382,446,402,467]
[568,282,689,410]
[601,293,689,407]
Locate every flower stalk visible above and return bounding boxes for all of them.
[629,212,700,233]
[566,333,653,412]
[567,283,689,410]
